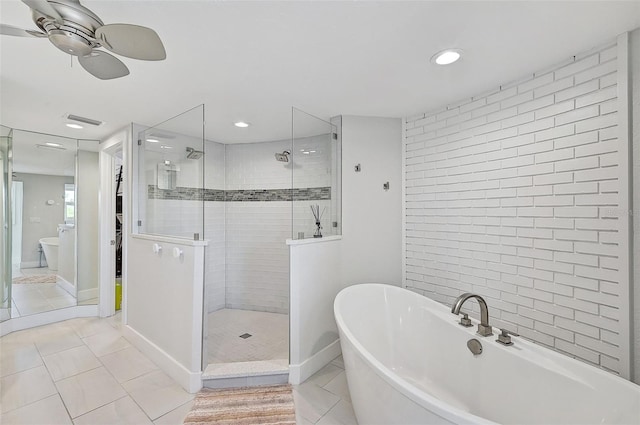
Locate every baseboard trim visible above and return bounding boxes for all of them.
[57,276,75,296]
[289,338,341,385]
[19,261,47,269]
[78,287,98,302]
[0,305,98,337]
[123,325,202,393]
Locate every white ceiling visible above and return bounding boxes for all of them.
[1,1,639,145]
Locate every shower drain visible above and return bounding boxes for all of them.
[239,333,252,339]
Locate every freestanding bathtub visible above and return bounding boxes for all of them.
[334,284,640,425]
[39,237,59,271]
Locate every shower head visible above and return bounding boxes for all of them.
[275,150,291,162]
[186,147,204,160]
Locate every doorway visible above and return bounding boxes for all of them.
[98,132,127,319]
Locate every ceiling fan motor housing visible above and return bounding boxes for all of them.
[33,0,104,56]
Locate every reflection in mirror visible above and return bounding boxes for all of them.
[0,126,11,322]
[64,184,75,225]
[157,161,179,190]
[10,130,79,317]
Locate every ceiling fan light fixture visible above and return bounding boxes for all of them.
[48,29,93,56]
[431,49,463,65]
[65,123,83,129]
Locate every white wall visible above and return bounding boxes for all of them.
[77,151,100,302]
[58,226,75,286]
[289,237,343,384]
[630,27,640,384]
[14,173,72,266]
[341,116,403,285]
[403,39,630,376]
[125,235,206,392]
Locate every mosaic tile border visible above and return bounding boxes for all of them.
[148,185,331,202]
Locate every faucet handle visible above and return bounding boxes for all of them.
[458,313,473,328]
[496,328,519,345]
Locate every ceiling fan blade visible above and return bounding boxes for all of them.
[21,0,63,24]
[95,24,166,61]
[0,23,47,37]
[78,50,130,80]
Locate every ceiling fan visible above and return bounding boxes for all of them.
[0,0,166,80]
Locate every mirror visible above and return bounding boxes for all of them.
[9,130,78,316]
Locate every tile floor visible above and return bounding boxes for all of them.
[10,267,75,317]
[1,313,358,424]
[207,308,289,364]
[7,267,98,318]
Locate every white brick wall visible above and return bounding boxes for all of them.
[403,41,626,372]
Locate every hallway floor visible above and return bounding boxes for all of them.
[1,314,357,424]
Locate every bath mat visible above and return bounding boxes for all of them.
[12,274,57,284]
[183,384,296,425]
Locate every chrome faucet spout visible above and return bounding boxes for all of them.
[451,293,493,337]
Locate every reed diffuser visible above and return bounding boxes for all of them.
[310,204,326,238]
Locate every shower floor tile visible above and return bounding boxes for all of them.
[207,309,288,364]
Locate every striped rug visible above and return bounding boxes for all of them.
[12,274,57,284]
[183,384,296,425]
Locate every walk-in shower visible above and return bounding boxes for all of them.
[133,105,341,386]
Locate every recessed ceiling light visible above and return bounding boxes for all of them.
[431,49,462,65]
[45,142,63,147]
[234,121,250,128]
[65,123,83,129]
[302,151,310,155]
[160,145,172,149]
[146,138,160,143]
[309,150,316,153]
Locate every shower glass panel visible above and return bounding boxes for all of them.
[0,126,12,322]
[136,105,205,239]
[291,108,341,240]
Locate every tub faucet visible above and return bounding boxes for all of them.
[451,293,493,337]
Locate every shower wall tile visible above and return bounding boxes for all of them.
[222,137,334,313]
[403,40,626,373]
[144,199,203,239]
[224,202,290,314]
[204,141,226,314]
[205,202,226,313]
